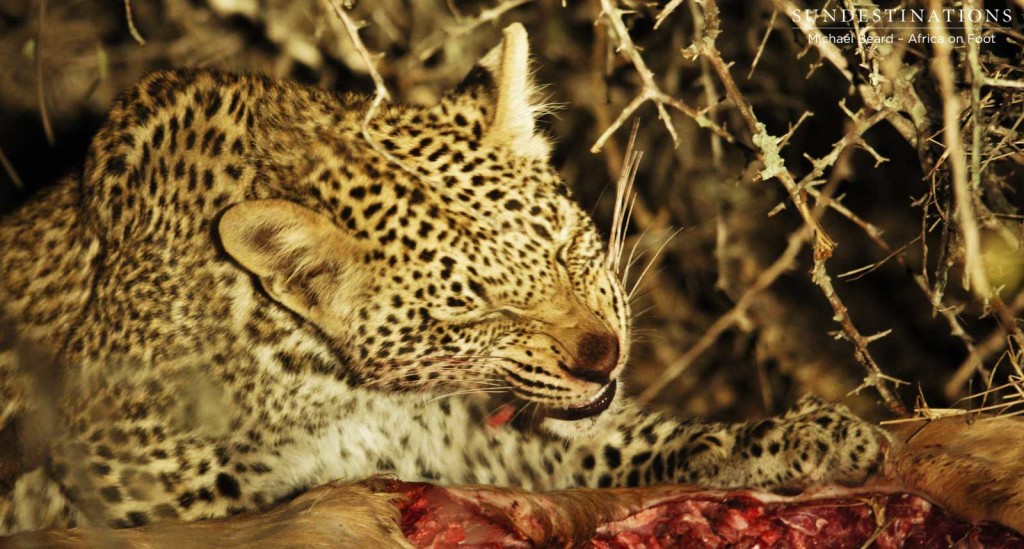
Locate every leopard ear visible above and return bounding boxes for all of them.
[477,23,551,160]
[219,200,367,329]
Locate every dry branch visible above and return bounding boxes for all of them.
[945,291,1024,398]
[415,0,532,62]
[810,259,907,413]
[0,147,23,190]
[924,0,1024,397]
[34,0,54,147]
[123,0,146,46]
[324,0,427,186]
[927,0,988,300]
[770,0,853,84]
[592,0,734,153]
[688,0,835,256]
[675,0,918,413]
[808,184,980,386]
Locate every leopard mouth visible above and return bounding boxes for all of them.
[543,380,617,421]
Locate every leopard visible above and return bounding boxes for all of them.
[0,23,885,540]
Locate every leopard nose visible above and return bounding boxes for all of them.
[570,331,620,384]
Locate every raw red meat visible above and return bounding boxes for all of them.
[388,481,1024,548]
[384,416,1024,548]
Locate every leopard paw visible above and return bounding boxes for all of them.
[782,395,888,487]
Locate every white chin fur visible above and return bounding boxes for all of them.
[540,385,625,440]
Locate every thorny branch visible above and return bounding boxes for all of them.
[946,290,1024,400]
[592,0,734,153]
[809,185,977,390]
[35,0,54,147]
[630,0,912,413]
[416,0,532,61]
[594,0,676,150]
[927,0,988,300]
[324,0,391,117]
[686,0,836,257]
[925,0,1024,396]
[325,0,427,183]
[636,97,908,413]
[771,0,853,84]
[811,259,907,412]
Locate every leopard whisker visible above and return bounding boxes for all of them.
[529,399,541,425]
[621,219,651,288]
[368,368,506,387]
[628,227,683,300]
[424,387,511,405]
[607,121,642,272]
[628,282,660,304]
[631,304,655,320]
[618,190,638,273]
[359,354,513,385]
[509,399,535,425]
[363,366,506,389]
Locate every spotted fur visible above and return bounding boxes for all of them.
[0,25,884,536]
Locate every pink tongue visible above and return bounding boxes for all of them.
[485,403,516,429]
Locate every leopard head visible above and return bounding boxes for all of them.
[218,24,630,437]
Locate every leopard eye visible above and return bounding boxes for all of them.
[555,241,571,268]
[488,307,522,321]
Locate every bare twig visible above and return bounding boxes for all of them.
[771,0,853,84]
[796,107,890,189]
[682,0,912,412]
[124,0,146,46]
[807,174,979,378]
[811,259,907,414]
[594,0,676,148]
[964,0,983,193]
[35,0,55,147]
[324,0,422,183]
[592,0,735,153]
[0,146,23,190]
[837,237,921,281]
[653,0,686,29]
[748,10,777,79]
[927,0,987,299]
[979,109,1024,188]
[325,0,391,106]
[984,77,1024,89]
[927,0,1024,360]
[945,291,1024,398]
[778,111,812,148]
[688,0,723,166]
[415,0,531,62]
